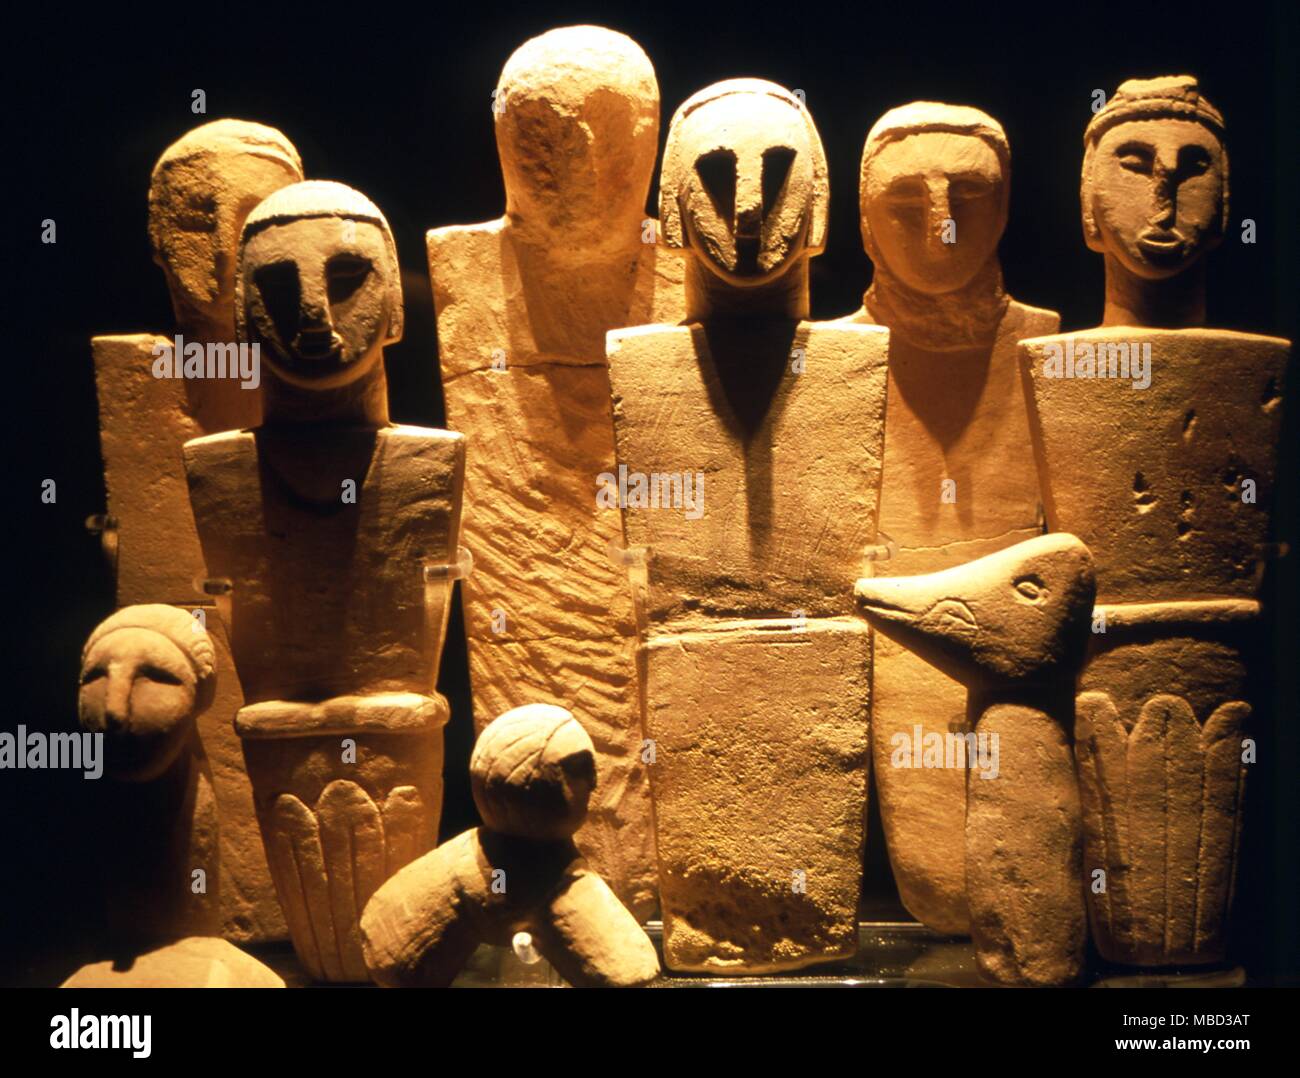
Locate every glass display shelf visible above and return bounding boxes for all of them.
[242,923,1247,988]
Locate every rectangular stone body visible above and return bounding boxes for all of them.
[93,332,280,941]
[429,220,684,919]
[607,322,890,627]
[1021,328,1288,603]
[641,618,871,973]
[183,424,465,703]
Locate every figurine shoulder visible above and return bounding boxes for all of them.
[1003,299,1060,339]
[426,218,506,276]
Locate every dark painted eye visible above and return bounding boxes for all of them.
[762,146,796,214]
[1013,575,1046,603]
[327,254,371,305]
[1178,145,1212,178]
[253,260,301,344]
[695,148,736,223]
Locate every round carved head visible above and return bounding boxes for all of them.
[236,180,403,390]
[859,102,1009,296]
[660,79,828,286]
[78,605,217,782]
[148,119,303,330]
[470,704,597,841]
[1082,75,1228,279]
[494,26,659,244]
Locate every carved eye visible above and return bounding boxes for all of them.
[326,254,372,305]
[253,260,302,343]
[762,146,796,214]
[695,149,737,223]
[177,194,217,232]
[950,177,994,203]
[79,665,107,686]
[137,664,184,686]
[1116,144,1154,174]
[1178,145,1212,178]
[1013,575,1047,604]
[884,177,927,205]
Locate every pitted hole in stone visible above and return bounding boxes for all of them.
[1182,408,1197,441]
[1262,376,1282,413]
[1132,472,1157,513]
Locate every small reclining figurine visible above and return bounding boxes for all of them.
[360,704,660,987]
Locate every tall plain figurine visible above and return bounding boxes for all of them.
[607,79,889,973]
[427,26,686,921]
[90,120,304,942]
[184,181,466,982]
[1020,76,1289,970]
[845,104,1060,935]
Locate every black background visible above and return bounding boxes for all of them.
[9,0,1298,984]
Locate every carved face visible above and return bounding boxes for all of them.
[676,94,815,285]
[78,628,198,782]
[151,152,301,326]
[1087,119,1226,278]
[863,131,1006,294]
[240,216,399,389]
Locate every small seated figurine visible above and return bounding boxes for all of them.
[65,605,283,987]
[360,704,659,988]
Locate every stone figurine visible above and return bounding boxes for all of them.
[856,535,1095,986]
[428,25,686,921]
[845,103,1060,935]
[607,79,889,973]
[64,605,283,987]
[184,181,466,982]
[91,119,304,941]
[1019,76,1288,968]
[361,704,659,987]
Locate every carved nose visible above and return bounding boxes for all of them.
[104,672,132,730]
[735,201,762,240]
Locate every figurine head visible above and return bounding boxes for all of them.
[236,180,403,390]
[660,79,828,286]
[77,605,217,782]
[1082,76,1228,279]
[149,120,303,333]
[859,102,1009,296]
[494,26,659,244]
[855,533,1096,691]
[470,704,597,841]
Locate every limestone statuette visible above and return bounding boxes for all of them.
[428,26,685,921]
[184,181,466,982]
[856,535,1095,986]
[91,119,304,942]
[65,605,283,987]
[607,80,888,973]
[361,704,659,988]
[1019,76,1288,967]
[845,104,1060,934]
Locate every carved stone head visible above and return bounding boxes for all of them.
[494,26,659,244]
[1082,76,1228,280]
[470,704,597,841]
[78,605,217,782]
[859,102,1009,296]
[660,79,828,286]
[149,120,303,333]
[236,180,403,390]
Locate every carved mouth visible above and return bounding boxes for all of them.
[1136,228,1187,261]
[291,329,344,363]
